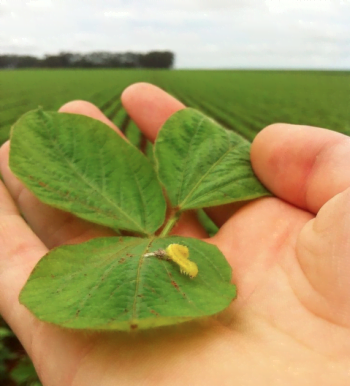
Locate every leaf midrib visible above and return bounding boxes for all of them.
[179,128,233,209]
[41,113,148,234]
[131,238,153,320]
[176,116,205,205]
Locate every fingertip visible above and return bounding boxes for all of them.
[251,122,349,213]
[250,123,296,171]
[121,82,185,142]
[121,82,153,107]
[250,122,294,199]
[58,100,120,133]
[59,100,100,115]
[251,123,318,209]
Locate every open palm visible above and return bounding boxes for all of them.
[0,83,349,386]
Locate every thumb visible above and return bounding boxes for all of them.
[295,187,350,328]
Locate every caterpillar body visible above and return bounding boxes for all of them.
[165,244,198,279]
[143,244,199,278]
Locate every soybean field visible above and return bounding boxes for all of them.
[1,69,350,148]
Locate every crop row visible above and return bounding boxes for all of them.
[1,69,350,148]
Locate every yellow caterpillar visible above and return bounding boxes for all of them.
[165,244,198,279]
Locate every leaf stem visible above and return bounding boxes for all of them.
[160,211,181,237]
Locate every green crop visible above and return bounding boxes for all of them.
[9,107,269,331]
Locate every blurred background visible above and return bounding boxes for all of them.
[1,1,350,385]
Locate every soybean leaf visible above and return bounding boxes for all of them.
[10,109,166,235]
[154,108,270,210]
[19,236,236,331]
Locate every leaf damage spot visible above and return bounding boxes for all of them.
[171,280,179,291]
[130,324,138,330]
[171,280,186,297]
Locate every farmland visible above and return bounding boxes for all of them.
[1,69,350,148]
[1,68,350,385]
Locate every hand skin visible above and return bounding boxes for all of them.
[1,84,350,386]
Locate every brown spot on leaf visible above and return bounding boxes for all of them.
[119,258,126,264]
[130,324,138,330]
[171,280,179,291]
[38,181,47,187]
[137,294,143,298]
[150,309,159,316]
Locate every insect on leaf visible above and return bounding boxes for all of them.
[19,236,236,331]
[165,244,198,278]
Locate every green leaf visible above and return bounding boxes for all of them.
[9,109,166,235]
[0,327,13,339]
[19,236,236,331]
[10,357,39,385]
[125,119,142,148]
[154,108,270,210]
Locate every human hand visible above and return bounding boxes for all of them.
[0,83,349,386]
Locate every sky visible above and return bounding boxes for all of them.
[0,0,349,69]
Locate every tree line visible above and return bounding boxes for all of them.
[0,51,174,69]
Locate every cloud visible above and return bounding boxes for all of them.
[26,0,53,7]
[0,0,349,68]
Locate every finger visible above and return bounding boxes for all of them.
[121,82,185,142]
[251,123,350,214]
[59,100,122,134]
[293,187,350,328]
[122,83,238,228]
[122,83,210,237]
